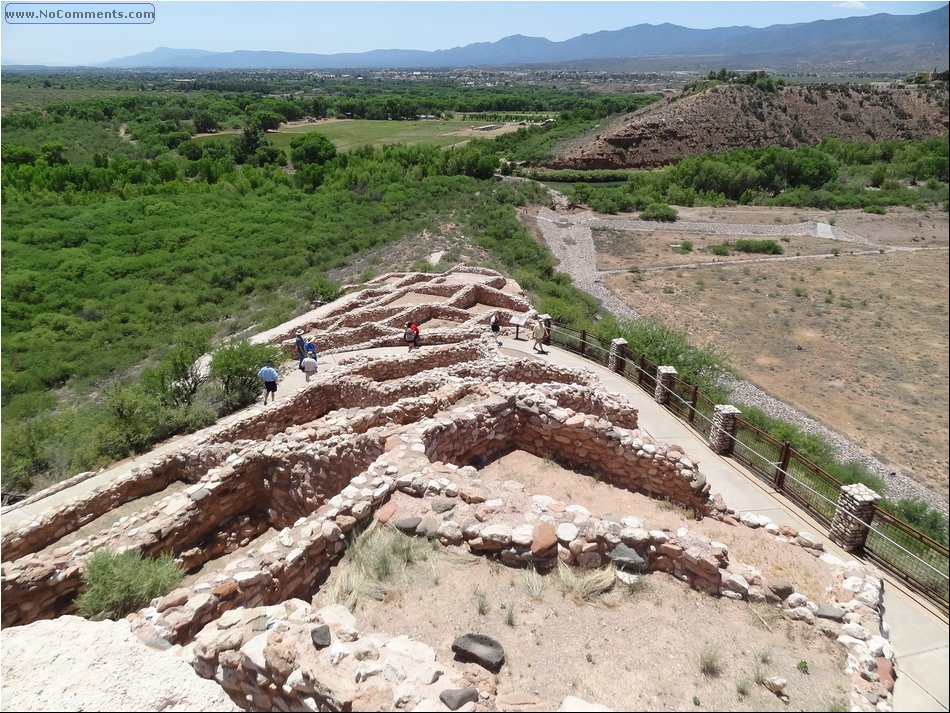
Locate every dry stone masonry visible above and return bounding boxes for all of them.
[0,266,896,712]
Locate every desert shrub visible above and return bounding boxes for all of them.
[699,644,722,677]
[680,240,694,253]
[709,244,731,256]
[880,499,949,545]
[99,384,168,456]
[209,340,284,411]
[588,315,731,395]
[522,565,544,599]
[869,165,887,187]
[323,521,432,610]
[640,202,678,222]
[665,184,697,207]
[306,273,341,303]
[822,460,886,493]
[733,239,783,255]
[863,205,887,214]
[76,549,183,621]
[737,406,835,465]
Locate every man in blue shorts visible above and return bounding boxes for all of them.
[257,360,279,404]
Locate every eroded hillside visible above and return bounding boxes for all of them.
[551,82,949,169]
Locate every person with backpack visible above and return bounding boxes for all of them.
[489,313,501,345]
[404,321,420,351]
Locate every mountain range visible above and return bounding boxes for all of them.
[88,5,949,72]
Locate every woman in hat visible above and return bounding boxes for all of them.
[294,329,306,368]
[531,319,548,354]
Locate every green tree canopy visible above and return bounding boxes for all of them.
[290,132,337,167]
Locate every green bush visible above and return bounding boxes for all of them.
[210,340,284,411]
[863,205,887,214]
[680,240,694,253]
[737,406,835,465]
[640,202,678,222]
[709,244,731,256]
[76,549,184,621]
[880,499,949,545]
[733,239,783,255]
[589,315,731,395]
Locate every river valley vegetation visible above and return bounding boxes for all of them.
[2,70,946,542]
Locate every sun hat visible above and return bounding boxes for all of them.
[296,329,304,336]
[306,336,314,343]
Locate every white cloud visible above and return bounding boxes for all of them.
[833,1,868,9]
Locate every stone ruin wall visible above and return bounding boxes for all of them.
[423,400,706,515]
[1,343,656,629]
[276,274,535,357]
[125,456,886,713]
[0,442,239,564]
[0,266,897,711]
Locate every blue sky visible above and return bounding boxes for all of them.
[1,1,945,66]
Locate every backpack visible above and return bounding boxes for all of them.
[404,328,417,342]
[490,316,499,333]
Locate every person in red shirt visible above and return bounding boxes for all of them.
[404,321,420,351]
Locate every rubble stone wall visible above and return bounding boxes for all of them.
[1,443,238,563]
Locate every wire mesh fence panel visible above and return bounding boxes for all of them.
[865,508,950,608]
[666,377,696,422]
[632,354,658,394]
[549,325,583,353]
[782,455,840,525]
[583,336,612,366]
[692,390,716,439]
[731,420,784,487]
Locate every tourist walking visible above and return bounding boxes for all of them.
[305,336,318,356]
[294,329,306,368]
[489,313,501,345]
[404,321,420,352]
[301,352,319,382]
[532,320,548,354]
[258,360,279,404]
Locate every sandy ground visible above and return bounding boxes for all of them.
[317,451,854,712]
[594,205,949,495]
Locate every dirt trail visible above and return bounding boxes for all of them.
[531,201,948,515]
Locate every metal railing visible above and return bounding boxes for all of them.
[546,321,949,611]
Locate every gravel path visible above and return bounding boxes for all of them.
[534,205,948,517]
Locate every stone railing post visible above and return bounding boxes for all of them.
[608,338,628,373]
[829,483,881,552]
[708,405,741,455]
[655,366,677,404]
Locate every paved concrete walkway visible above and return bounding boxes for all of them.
[2,334,946,712]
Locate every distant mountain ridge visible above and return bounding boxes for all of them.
[84,5,949,71]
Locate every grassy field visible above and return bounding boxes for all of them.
[195,118,517,151]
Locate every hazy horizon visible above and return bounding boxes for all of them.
[1,0,945,67]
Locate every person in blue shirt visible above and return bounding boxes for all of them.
[257,360,279,404]
[294,330,306,368]
[305,336,318,359]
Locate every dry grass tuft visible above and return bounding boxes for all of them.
[557,562,616,603]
